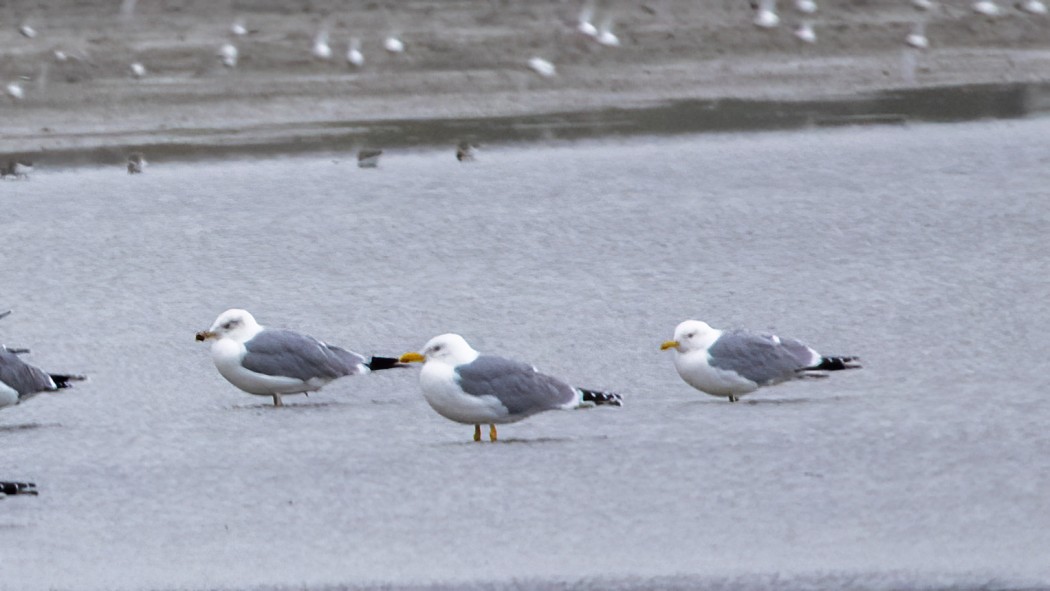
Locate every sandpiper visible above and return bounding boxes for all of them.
[127,152,146,174]
[357,148,383,168]
[1,159,33,180]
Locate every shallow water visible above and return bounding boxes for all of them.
[2,118,1049,590]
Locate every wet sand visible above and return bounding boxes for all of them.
[1,0,1049,160]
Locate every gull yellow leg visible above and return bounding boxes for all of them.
[473,424,481,442]
[489,424,498,442]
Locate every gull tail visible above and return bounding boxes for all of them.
[808,356,861,372]
[0,481,38,496]
[366,356,406,371]
[578,388,624,407]
[49,373,86,389]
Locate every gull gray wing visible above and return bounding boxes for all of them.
[707,330,813,386]
[241,329,366,381]
[0,348,57,397]
[455,355,576,416]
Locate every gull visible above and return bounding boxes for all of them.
[906,21,929,49]
[913,0,935,9]
[312,28,332,60]
[6,82,25,101]
[1018,0,1048,14]
[577,0,598,37]
[347,38,364,67]
[127,152,146,174]
[527,56,556,78]
[384,35,405,54]
[53,49,68,62]
[596,14,621,47]
[195,309,402,407]
[973,0,1002,15]
[230,18,248,37]
[754,0,780,28]
[129,62,147,78]
[795,20,817,43]
[219,43,238,68]
[19,24,37,39]
[795,0,818,13]
[399,334,622,442]
[661,320,860,402]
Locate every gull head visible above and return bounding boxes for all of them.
[196,309,262,343]
[399,333,479,366]
[661,320,718,353]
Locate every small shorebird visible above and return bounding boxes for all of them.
[127,153,146,174]
[1,160,33,180]
[456,142,477,162]
[357,148,383,168]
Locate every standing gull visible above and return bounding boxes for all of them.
[661,320,860,402]
[195,309,400,407]
[399,334,622,442]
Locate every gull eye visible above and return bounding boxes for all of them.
[223,321,234,329]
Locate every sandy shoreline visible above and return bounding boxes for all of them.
[2,0,1049,162]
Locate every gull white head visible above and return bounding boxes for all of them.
[399,333,479,366]
[196,309,263,343]
[661,320,720,353]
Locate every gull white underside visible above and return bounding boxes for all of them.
[210,338,367,396]
[420,362,514,424]
[0,382,20,408]
[673,351,761,397]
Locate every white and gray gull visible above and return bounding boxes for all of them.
[195,309,401,407]
[399,333,622,442]
[661,319,860,402]
[1,310,85,411]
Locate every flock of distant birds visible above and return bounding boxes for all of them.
[2,0,1047,178]
[0,140,476,181]
[3,0,1046,99]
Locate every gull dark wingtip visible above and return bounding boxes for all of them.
[579,388,624,407]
